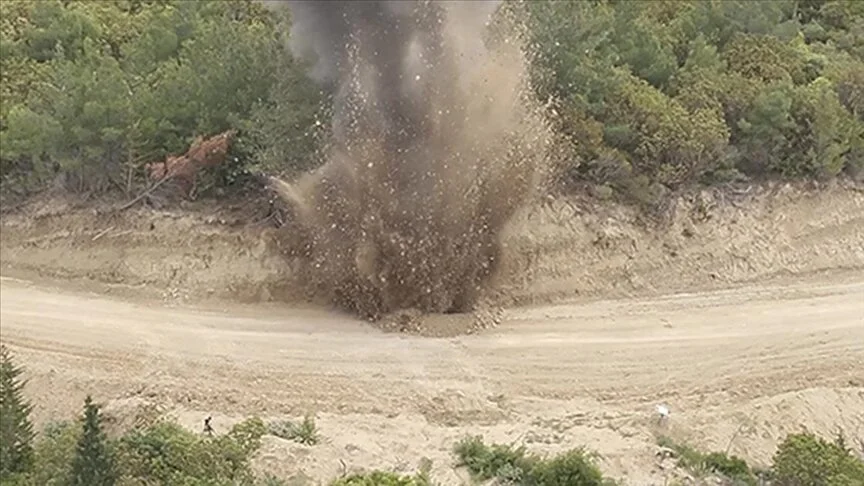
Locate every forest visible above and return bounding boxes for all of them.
[0,0,862,208]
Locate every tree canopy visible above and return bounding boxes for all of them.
[0,0,862,205]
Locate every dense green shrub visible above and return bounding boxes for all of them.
[529,449,610,486]
[702,451,756,484]
[453,436,613,486]
[658,436,757,485]
[453,435,537,482]
[27,421,80,486]
[266,414,320,445]
[772,433,864,485]
[116,418,265,485]
[0,393,268,486]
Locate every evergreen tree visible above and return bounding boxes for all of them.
[70,395,116,486]
[0,344,35,479]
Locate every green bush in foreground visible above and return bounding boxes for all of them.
[25,421,80,486]
[659,432,864,486]
[0,411,267,485]
[454,436,536,482]
[0,346,35,481]
[116,418,265,485]
[773,433,864,486]
[329,470,432,486]
[530,450,614,486]
[658,436,758,485]
[267,414,320,446]
[453,436,614,486]
[70,396,116,486]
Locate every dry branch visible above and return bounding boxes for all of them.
[119,130,237,210]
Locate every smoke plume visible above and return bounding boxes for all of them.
[271,0,552,319]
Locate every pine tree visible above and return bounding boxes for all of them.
[70,395,116,486]
[0,344,35,479]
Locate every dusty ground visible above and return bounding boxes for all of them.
[1,181,863,484]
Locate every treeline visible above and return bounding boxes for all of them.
[519,0,864,205]
[2,344,863,485]
[0,0,323,200]
[0,0,862,206]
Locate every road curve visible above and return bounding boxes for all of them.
[1,275,862,427]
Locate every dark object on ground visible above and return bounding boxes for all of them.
[203,416,214,436]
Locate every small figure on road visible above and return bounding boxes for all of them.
[204,416,214,436]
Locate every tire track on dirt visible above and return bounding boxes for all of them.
[2,274,863,483]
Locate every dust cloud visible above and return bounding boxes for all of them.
[269,0,553,319]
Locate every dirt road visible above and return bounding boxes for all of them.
[1,274,862,483]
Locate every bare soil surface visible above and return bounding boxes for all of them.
[1,182,863,484]
[1,274,862,484]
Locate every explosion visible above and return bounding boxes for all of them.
[269,0,552,319]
